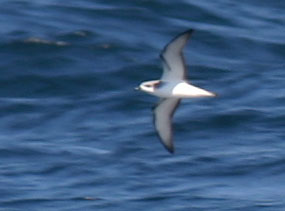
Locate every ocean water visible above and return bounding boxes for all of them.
[0,0,285,210]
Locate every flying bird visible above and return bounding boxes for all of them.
[136,29,216,153]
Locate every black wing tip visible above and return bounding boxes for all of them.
[183,28,195,35]
[158,136,175,154]
[166,145,175,154]
[176,28,195,38]
[160,28,195,54]
[154,125,175,154]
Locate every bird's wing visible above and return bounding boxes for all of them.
[153,98,181,153]
[160,29,194,81]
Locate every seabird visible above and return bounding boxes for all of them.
[136,29,216,153]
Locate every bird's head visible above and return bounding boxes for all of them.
[135,80,161,94]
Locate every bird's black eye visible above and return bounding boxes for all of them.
[145,84,151,88]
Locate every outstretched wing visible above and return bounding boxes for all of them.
[160,29,194,81]
[153,98,181,153]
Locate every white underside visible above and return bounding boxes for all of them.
[150,81,215,98]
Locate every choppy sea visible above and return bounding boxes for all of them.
[0,0,285,210]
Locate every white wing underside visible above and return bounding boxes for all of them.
[153,98,181,153]
[160,29,194,82]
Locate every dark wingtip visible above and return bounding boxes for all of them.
[170,29,195,41]
[167,146,175,154]
[160,28,195,57]
[187,28,195,34]
[163,141,175,154]
[182,28,195,36]
[156,132,175,154]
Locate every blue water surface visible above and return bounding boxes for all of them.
[0,0,285,210]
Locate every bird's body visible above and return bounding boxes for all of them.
[137,29,216,153]
[140,80,215,98]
